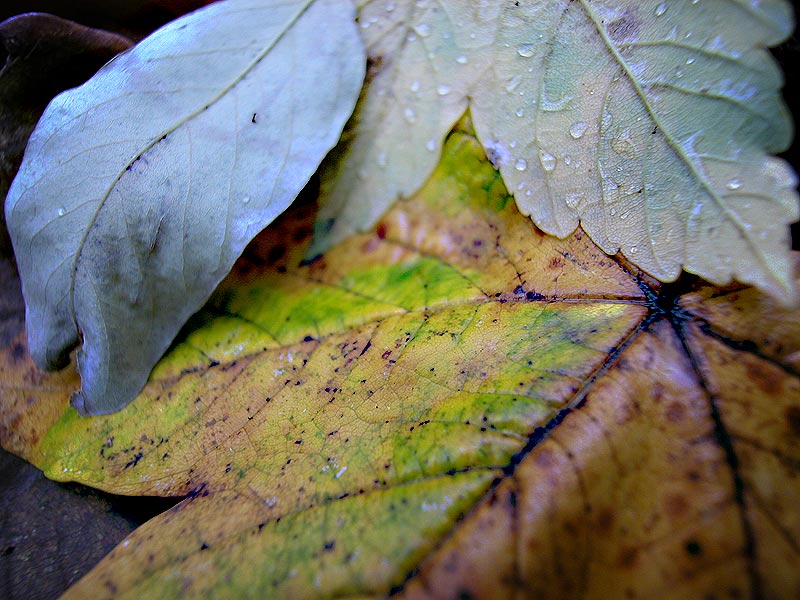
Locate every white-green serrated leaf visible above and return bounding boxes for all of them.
[5,0,365,415]
[314,0,798,304]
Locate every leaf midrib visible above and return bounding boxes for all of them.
[578,0,783,290]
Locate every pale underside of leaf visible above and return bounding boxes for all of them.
[5,0,365,414]
[315,0,799,304]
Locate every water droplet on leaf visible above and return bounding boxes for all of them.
[414,23,431,37]
[726,179,742,190]
[539,151,556,172]
[569,121,588,139]
[505,75,523,93]
[517,44,535,58]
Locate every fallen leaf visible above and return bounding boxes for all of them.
[0,13,132,254]
[400,312,800,599]
[314,0,799,305]
[1,130,797,598]
[5,0,365,415]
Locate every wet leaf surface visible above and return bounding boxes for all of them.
[5,0,365,415]
[316,0,798,304]
[1,129,798,598]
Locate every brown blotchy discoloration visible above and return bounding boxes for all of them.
[365,54,385,85]
[785,405,800,437]
[6,342,24,365]
[745,359,783,395]
[650,382,665,403]
[665,400,686,424]
[616,545,640,569]
[605,10,640,44]
[595,506,616,534]
[663,493,689,518]
[11,342,24,360]
[548,256,564,270]
[266,244,286,265]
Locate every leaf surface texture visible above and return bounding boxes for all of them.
[1,132,798,598]
[4,0,365,414]
[315,0,798,303]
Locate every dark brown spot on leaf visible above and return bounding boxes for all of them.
[617,545,639,569]
[684,540,703,556]
[663,493,689,518]
[785,406,800,436]
[548,257,564,270]
[665,400,685,423]
[595,507,615,534]
[745,360,782,395]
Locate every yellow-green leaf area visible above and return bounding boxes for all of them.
[335,258,486,313]
[32,132,648,498]
[37,298,639,494]
[9,129,654,596]
[420,129,512,216]
[62,472,495,599]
